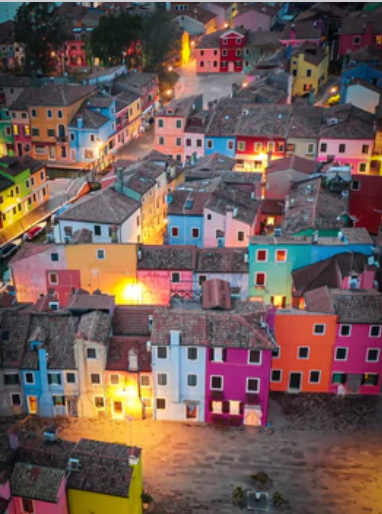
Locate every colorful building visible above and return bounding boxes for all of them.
[350,175,382,234]
[291,43,329,97]
[204,98,240,158]
[0,107,13,157]
[195,27,246,73]
[233,3,279,32]
[8,88,33,158]
[338,13,382,57]
[114,72,159,123]
[280,20,324,48]
[265,155,316,200]
[340,59,382,110]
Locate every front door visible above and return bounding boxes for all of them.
[113,400,124,419]
[28,396,38,414]
[228,62,234,72]
[49,146,55,160]
[17,142,23,156]
[67,399,78,417]
[206,60,211,72]
[288,373,302,393]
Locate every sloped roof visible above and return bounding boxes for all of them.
[67,291,115,312]
[0,156,44,177]
[196,247,249,273]
[168,190,211,216]
[25,84,95,107]
[320,104,375,140]
[330,289,382,324]
[205,183,261,225]
[266,155,316,175]
[202,278,232,310]
[69,107,109,129]
[77,311,112,345]
[137,245,196,270]
[112,306,157,336]
[10,463,65,503]
[0,311,30,368]
[106,336,151,371]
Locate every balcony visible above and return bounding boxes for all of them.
[57,136,67,143]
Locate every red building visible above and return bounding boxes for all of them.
[45,269,81,307]
[220,28,246,73]
[350,175,382,234]
[338,12,382,57]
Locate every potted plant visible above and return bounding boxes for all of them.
[232,486,246,508]
[272,491,286,507]
[141,491,153,510]
[250,471,269,485]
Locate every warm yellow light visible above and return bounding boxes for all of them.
[331,87,337,93]
[163,218,168,225]
[121,283,143,304]
[167,89,172,95]
[191,41,195,46]
[168,66,173,72]
[224,23,229,28]
[242,82,248,88]
[51,51,55,57]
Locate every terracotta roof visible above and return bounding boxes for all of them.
[137,245,196,270]
[77,311,112,345]
[0,156,44,177]
[69,107,109,129]
[0,311,30,368]
[293,42,328,66]
[10,463,65,503]
[222,172,263,185]
[196,29,227,49]
[106,336,151,371]
[340,12,382,35]
[341,227,374,245]
[120,170,157,195]
[9,244,52,265]
[236,104,293,138]
[67,438,140,498]
[157,95,200,118]
[84,65,125,81]
[266,155,317,175]
[0,292,16,308]
[304,286,335,313]
[67,291,115,312]
[69,228,93,244]
[177,7,217,25]
[112,306,157,336]
[16,431,75,470]
[168,190,211,216]
[282,21,323,40]
[236,2,279,17]
[320,104,375,140]
[191,153,236,172]
[115,90,140,112]
[31,294,58,313]
[26,84,95,107]
[202,278,232,310]
[56,187,140,224]
[205,183,261,225]
[196,248,249,273]
[151,308,275,350]
[260,199,284,215]
[330,289,382,323]
[115,72,157,88]
[292,252,370,295]
[87,93,115,108]
[205,98,245,136]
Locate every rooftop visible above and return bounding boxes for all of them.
[196,247,249,273]
[249,227,373,246]
[115,90,141,112]
[192,153,236,172]
[0,156,45,177]
[331,289,382,323]
[67,291,115,312]
[205,98,245,136]
[137,245,196,270]
[0,75,32,88]
[56,187,140,225]
[293,42,328,66]
[157,95,200,118]
[106,336,151,371]
[282,20,323,40]
[168,190,211,216]
[115,72,157,88]
[205,184,261,226]
[69,106,109,129]
[266,155,317,175]
[10,463,65,503]
[340,11,382,35]
[320,104,375,140]
[235,105,293,138]
[25,84,95,107]
[112,306,157,336]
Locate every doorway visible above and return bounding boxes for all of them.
[288,373,302,393]
[228,62,234,72]
[28,396,38,414]
[49,146,55,160]
[113,400,124,419]
[17,142,23,156]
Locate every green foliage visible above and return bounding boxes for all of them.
[14,2,65,73]
[272,491,286,507]
[91,12,142,66]
[232,486,246,508]
[140,11,180,71]
[250,472,269,485]
[141,491,154,504]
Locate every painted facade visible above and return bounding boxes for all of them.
[204,136,236,158]
[11,110,31,158]
[203,207,257,248]
[168,213,204,247]
[195,48,221,73]
[340,62,382,105]
[317,137,373,174]
[291,45,329,97]
[0,107,14,157]
[350,175,382,234]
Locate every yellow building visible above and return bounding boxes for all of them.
[291,43,329,97]
[67,439,143,514]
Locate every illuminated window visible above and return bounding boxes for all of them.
[110,374,119,385]
[275,250,287,262]
[211,401,222,413]
[267,142,275,152]
[362,373,379,386]
[140,375,150,387]
[24,125,30,136]
[374,35,382,44]
[12,124,18,135]
[238,141,246,151]
[94,396,104,409]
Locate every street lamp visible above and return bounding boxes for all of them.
[168,66,173,72]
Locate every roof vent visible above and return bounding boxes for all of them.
[224,115,230,120]
[278,113,283,119]
[243,109,249,115]
[327,117,338,126]
[67,458,80,472]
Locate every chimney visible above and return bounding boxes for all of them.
[309,88,315,106]
[116,168,124,193]
[170,165,176,178]
[170,330,181,346]
[77,115,83,129]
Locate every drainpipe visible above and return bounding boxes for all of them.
[38,348,54,417]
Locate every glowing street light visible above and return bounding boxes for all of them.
[191,41,195,47]
[331,87,337,93]
[167,89,172,96]
[168,66,173,72]
[242,82,248,88]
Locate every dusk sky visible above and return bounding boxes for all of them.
[0,2,23,22]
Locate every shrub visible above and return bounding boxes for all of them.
[250,471,269,485]
[141,491,154,504]
[232,485,246,508]
[272,491,286,507]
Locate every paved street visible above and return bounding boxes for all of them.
[175,59,246,107]
[51,393,382,514]
[116,126,156,161]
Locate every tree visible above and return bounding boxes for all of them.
[14,2,64,74]
[91,13,142,67]
[140,11,181,71]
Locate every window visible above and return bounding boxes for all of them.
[31,109,37,118]
[157,118,164,128]
[213,61,218,67]
[156,398,166,410]
[2,331,9,341]
[96,249,105,260]
[87,348,97,359]
[171,272,180,283]
[207,213,212,221]
[22,499,34,513]
[4,373,19,385]
[255,272,266,287]
[359,163,367,173]
[237,231,245,242]
[236,49,241,57]
[24,372,34,385]
[94,225,101,236]
[306,143,315,155]
[157,373,168,386]
[238,141,246,151]
[320,142,327,153]
[89,134,96,143]
[335,347,348,361]
[141,375,150,387]
[142,397,152,409]
[362,144,369,154]
[340,325,351,337]
[256,250,267,262]
[313,324,326,335]
[94,396,104,409]
[271,370,282,382]
[370,326,381,338]
[192,228,200,239]
[309,371,321,384]
[227,140,234,150]
[49,273,58,285]
[157,346,168,359]
[13,124,19,136]
[197,139,202,147]
[200,61,204,67]
[211,376,223,390]
[31,128,39,137]
[339,143,346,153]
[353,36,361,45]
[24,126,30,137]
[47,109,53,119]
[50,253,59,262]
[176,120,182,129]
[187,374,197,387]
[206,139,213,149]
[362,373,379,386]
[298,347,309,359]
[272,346,280,358]
[332,372,346,384]
[48,373,61,385]
[267,142,275,153]
[159,136,164,145]
[110,374,119,385]
[222,49,227,57]
[90,373,101,384]
[188,347,198,360]
[367,349,380,362]
[11,393,21,406]
[246,378,259,393]
[374,35,382,44]
[171,226,179,238]
[186,138,192,147]
[275,250,287,262]
[276,142,285,153]
[306,69,312,77]
[66,373,76,384]
[248,349,261,365]
[351,180,360,191]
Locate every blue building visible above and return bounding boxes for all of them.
[69,94,116,163]
[166,190,210,247]
[204,97,241,158]
[340,62,382,103]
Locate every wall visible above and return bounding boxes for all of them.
[340,63,382,103]
[183,132,205,161]
[265,169,312,200]
[11,110,31,157]
[0,369,24,416]
[155,115,186,160]
[204,136,236,158]
[317,137,373,174]
[194,272,249,299]
[137,270,194,305]
[346,84,380,114]
[203,208,224,247]
[45,270,81,306]
[168,214,204,247]
[195,48,221,73]
[349,175,382,234]
[330,323,382,394]
[292,50,329,97]
[12,485,68,514]
[272,311,337,392]
[285,137,318,161]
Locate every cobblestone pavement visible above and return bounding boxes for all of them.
[50,393,382,514]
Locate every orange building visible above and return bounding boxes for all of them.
[271,310,337,393]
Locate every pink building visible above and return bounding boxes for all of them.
[45,269,81,307]
[9,89,33,157]
[318,105,375,174]
[195,46,221,73]
[233,3,278,32]
[155,95,203,162]
[329,290,382,395]
[184,110,210,163]
[280,21,324,48]
[137,245,196,305]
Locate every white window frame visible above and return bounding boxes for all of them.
[369,326,381,338]
[86,348,97,359]
[271,369,282,383]
[227,140,234,151]
[254,272,266,287]
[157,346,168,360]
[186,373,198,388]
[335,347,348,361]
[308,370,321,384]
[191,227,200,239]
[313,323,326,336]
[339,324,352,337]
[256,249,268,262]
[297,346,310,360]
[246,377,260,393]
[210,375,223,391]
[24,372,35,385]
[187,347,198,361]
[90,372,102,385]
[66,372,77,384]
[48,372,62,387]
[157,372,168,387]
[306,143,315,155]
[238,141,246,151]
[275,249,287,262]
[171,272,181,283]
[366,348,380,363]
[358,162,367,173]
[48,272,58,285]
[96,248,105,260]
[248,349,262,365]
[171,226,180,238]
[140,374,151,388]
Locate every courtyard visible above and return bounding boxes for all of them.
[49,393,382,514]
